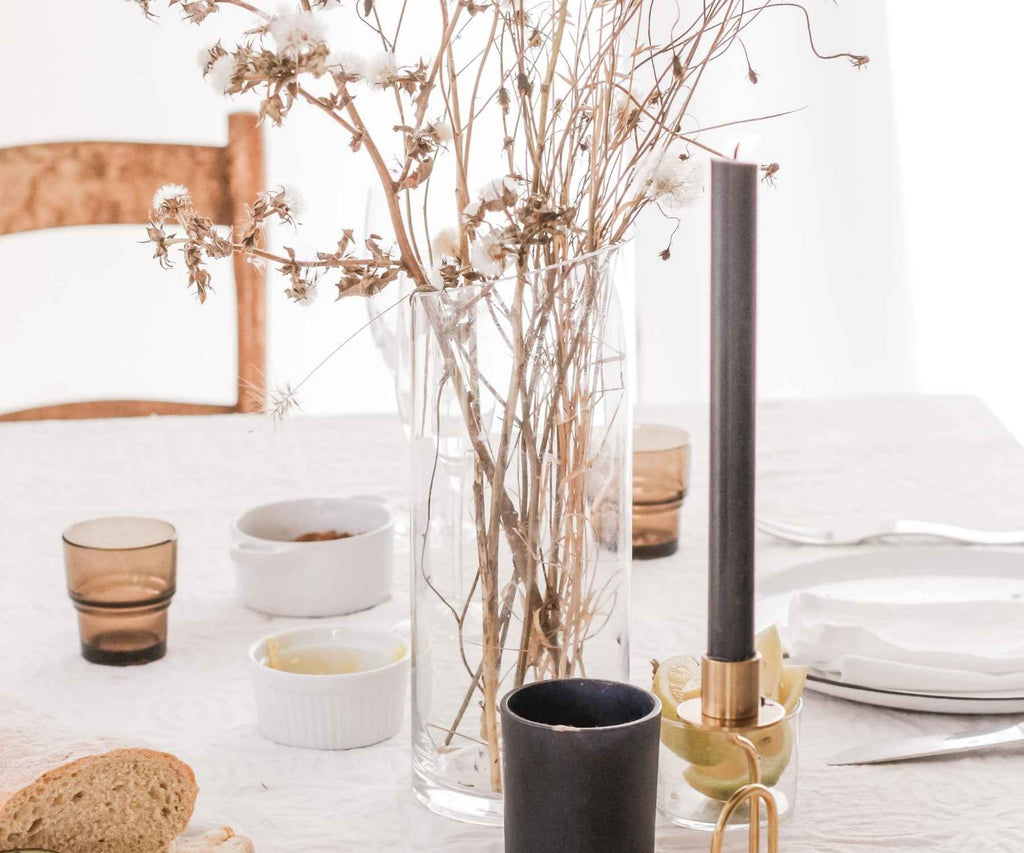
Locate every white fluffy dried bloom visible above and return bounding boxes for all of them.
[471,230,507,277]
[478,178,507,204]
[430,119,453,144]
[463,200,481,219]
[612,87,644,132]
[197,47,214,73]
[178,0,217,23]
[297,281,319,306]
[476,176,522,210]
[365,51,399,89]
[152,183,191,212]
[206,53,236,94]
[431,227,462,260]
[269,10,328,56]
[637,148,707,210]
[285,279,319,306]
[326,50,365,78]
[279,184,306,218]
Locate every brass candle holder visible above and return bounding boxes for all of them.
[675,655,785,852]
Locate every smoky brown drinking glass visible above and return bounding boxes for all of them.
[633,425,691,559]
[63,517,177,666]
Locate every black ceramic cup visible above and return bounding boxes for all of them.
[500,678,662,853]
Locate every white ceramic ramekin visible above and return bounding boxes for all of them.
[230,496,394,617]
[249,625,410,750]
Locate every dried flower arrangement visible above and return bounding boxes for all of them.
[132,0,865,808]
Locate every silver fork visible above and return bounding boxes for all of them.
[756,517,1024,547]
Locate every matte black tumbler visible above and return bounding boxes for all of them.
[500,678,662,853]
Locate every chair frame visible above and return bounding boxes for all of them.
[0,112,266,421]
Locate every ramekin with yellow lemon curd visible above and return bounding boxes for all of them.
[653,626,806,831]
[250,625,410,750]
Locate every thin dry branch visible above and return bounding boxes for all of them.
[133,0,868,793]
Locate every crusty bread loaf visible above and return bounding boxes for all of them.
[170,826,255,853]
[0,697,197,853]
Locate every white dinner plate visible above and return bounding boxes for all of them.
[756,548,1024,714]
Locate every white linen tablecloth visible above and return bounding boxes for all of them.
[2,395,1023,852]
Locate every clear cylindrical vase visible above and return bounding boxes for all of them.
[406,243,632,825]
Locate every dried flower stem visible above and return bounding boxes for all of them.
[134,0,867,792]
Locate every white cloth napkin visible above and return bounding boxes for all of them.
[786,593,1024,693]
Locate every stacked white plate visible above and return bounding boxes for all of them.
[757,548,1024,714]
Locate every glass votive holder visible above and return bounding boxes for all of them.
[658,699,802,832]
[63,517,177,666]
[633,424,690,559]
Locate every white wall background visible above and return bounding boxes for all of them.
[1,2,1022,436]
[886,4,1024,439]
[637,1,915,407]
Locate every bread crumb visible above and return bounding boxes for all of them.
[170,826,255,853]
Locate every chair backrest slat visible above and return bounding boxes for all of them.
[0,114,266,421]
[0,141,233,235]
[227,113,266,414]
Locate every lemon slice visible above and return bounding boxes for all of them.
[652,654,701,722]
[778,663,808,713]
[755,624,784,700]
[654,629,786,715]
[653,655,734,766]
[683,719,794,800]
[654,625,808,801]
[683,723,794,801]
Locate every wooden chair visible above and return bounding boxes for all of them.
[0,112,266,421]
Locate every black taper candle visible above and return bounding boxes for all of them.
[707,159,758,663]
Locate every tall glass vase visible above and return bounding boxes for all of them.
[406,242,632,825]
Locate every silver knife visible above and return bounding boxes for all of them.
[827,721,1024,766]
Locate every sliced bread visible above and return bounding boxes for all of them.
[0,697,197,853]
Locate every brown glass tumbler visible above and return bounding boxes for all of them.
[633,425,690,559]
[63,517,177,665]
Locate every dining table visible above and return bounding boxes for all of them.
[2,393,1023,853]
